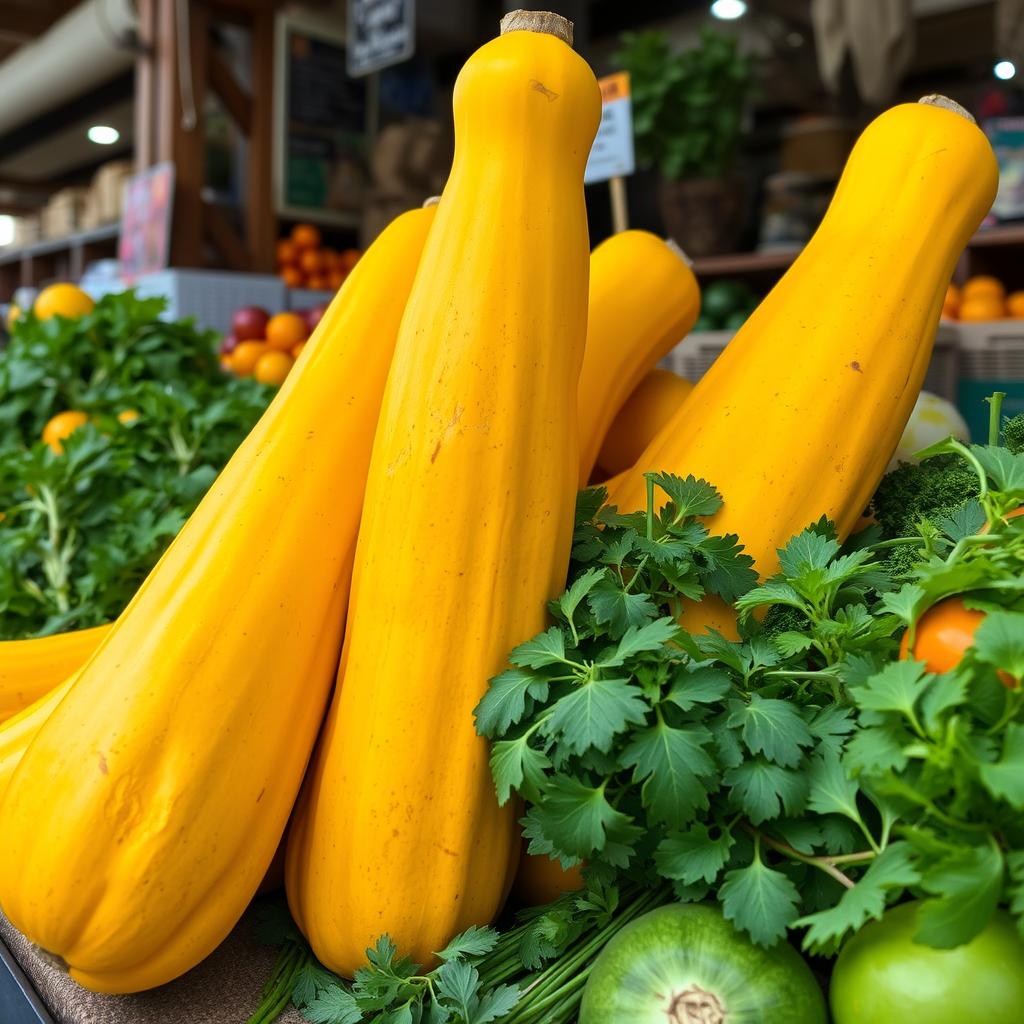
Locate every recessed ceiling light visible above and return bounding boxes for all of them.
[994,60,1016,81]
[711,0,747,19]
[87,125,120,145]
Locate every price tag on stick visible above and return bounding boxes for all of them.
[585,72,635,233]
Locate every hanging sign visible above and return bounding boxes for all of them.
[347,0,416,77]
[585,72,635,185]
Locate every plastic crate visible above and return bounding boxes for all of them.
[133,270,286,335]
[287,288,336,312]
[954,319,1024,441]
[660,323,960,402]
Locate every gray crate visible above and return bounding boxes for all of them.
[660,323,960,402]
[286,288,336,311]
[133,270,286,335]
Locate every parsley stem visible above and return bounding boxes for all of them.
[646,474,655,542]
[752,828,857,889]
[987,392,1006,447]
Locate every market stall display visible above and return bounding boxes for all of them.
[2,8,1024,1024]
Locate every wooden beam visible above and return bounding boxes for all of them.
[203,200,249,270]
[135,0,157,170]
[246,5,276,272]
[208,46,252,134]
[169,0,209,267]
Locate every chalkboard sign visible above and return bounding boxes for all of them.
[347,0,415,77]
[274,14,369,225]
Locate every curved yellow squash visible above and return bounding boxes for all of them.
[577,232,699,485]
[597,367,694,478]
[0,205,436,994]
[0,674,73,798]
[610,98,997,580]
[286,13,600,977]
[0,625,107,722]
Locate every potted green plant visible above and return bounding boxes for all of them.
[616,26,753,256]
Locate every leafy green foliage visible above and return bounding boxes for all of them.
[480,437,1024,953]
[614,27,753,180]
[0,292,271,636]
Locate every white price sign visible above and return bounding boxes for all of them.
[585,72,635,185]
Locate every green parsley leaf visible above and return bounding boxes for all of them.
[587,577,658,634]
[724,758,808,824]
[853,660,929,722]
[619,720,716,824]
[667,664,733,710]
[436,926,500,962]
[472,985,521,1024]
[302,987,363,1024]
[509,627,568,669]
[474,668,548,737]
[655,824,736,885]
[720,852,800,947]
[490,737,551,805]
[973,609,1024,680]
[599,617,680,667]
[914,843,1005,948]
[728,694,813,768]
[527,775,635,859]
[806,750,862,823]
[542,676,649,754]
[645,472,722,519]
[979,722,1024,809]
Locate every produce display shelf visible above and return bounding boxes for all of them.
[690,222,1024,278]
[0,225,120,268]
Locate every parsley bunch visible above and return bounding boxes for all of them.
[477,455,1024,954]
[249,883,665,1024]
[0,293,271,637]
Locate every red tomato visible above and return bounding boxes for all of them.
[231,306,270,342]
[900,596,1017,688]
[220,333,240,355]
[304,303,330,332]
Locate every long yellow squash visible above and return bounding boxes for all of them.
[0,205,436,994]
[286,10,601,977]
[0,625,107,721]
[597,367,695,478]
[610,97,997,584]
[577,232,699,484]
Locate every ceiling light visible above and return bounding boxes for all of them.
[994,60,1016,80]
[710,0,747,19]
[87,125,120,145]
[0,215,13,248]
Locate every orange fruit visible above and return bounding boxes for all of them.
[941,283,960,320]
[280,266,304,288]
[327,270,346,289]
[117,409,139,424]
[291,223,321,250]
[34,283,95,321]
[276,239,298,266]
[299,249,324,275]
[1006,291,1024,318]
[42,410,89,453]
[959,295,1006,322]
[339,249,361,272]
[962,275,1005,302]
[292,341,307,359]
[265,312,307,351]
[254,350,294,385]
[230,340,269,376]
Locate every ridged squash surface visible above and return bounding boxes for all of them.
[286,21,600,976]
[0,206,435,993]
